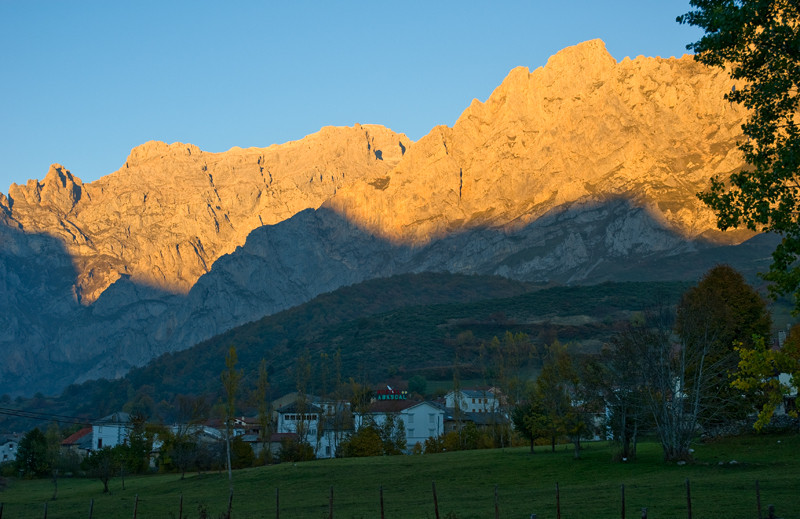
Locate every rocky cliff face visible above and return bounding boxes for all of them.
[327,39,749,245]
[0,40,761,396]
[2,125,409,302]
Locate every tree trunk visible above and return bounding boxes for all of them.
[572,437,581,459]
[51,469,58,500]
[226,426,233,493]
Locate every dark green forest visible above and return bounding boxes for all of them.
[1,272,695,430]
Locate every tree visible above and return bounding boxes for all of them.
[481,332,536,448]
[675,265,772,426]
[678,2,800,308]
[253,359,273,464]
[293,349,313,441]
[158,426,198,478]
[511,390,549,454]
[161,394,210,477]
[618,307,716,462]
[230,436,255,469]
[337,426,384,458]
[45,423,65,499]
[534,342,587,457]
[582,338,649,461]
[15,428,49,478]
[82,447,118,493]
[221,345,241,492]
[118,412,152,475]
[733,325,800,430]
[377,413,407,455]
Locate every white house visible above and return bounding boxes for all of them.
[355,399,446,452]
[0,433,20,463]
[92,411,132,450]
[276,398,352,459]
[400,401,446,449]
[444,388,503,414]
[775,372,798,416]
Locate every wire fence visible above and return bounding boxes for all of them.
[0,478,791,519]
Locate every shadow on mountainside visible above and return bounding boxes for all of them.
[0,197,780,398]
[0,221,100,395]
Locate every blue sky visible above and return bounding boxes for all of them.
[0,1,704,194]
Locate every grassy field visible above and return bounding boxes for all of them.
[1,433,798,519]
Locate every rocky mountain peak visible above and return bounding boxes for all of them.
[0,40,765,397]
[6,163,84,217]
[124,140,203,167]
[326,40,749,246]
[2,124,411,302]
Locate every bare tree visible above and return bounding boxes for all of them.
[619,307,721,461]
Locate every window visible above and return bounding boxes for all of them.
[408,428,415,437]
[97,438,103,448]
[428,414,435,424]
[408,414,415,424]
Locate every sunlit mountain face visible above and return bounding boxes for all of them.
[1,40,760,397]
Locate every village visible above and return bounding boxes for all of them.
[3,386,553,474]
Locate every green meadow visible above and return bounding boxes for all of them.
[2,433,798,519]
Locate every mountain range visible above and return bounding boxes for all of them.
[0,40,771,397]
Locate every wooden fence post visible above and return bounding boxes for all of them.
[178,493,183,519]
[641,507,648,519]
[275,487,279,519]
[494,484,500,519]
[133,494,138,519]
[767,504,777,519]
[621,484,625,519]
[0,501,3,519]
[555,482,561,519]
[88,498,94,519]
[227,489,233,519]
[380,485,385,519]
[329,485,334,519]
[685,479,692,519]
[756,480,762,519]
[432,481,440,519]
[43,502,47,519]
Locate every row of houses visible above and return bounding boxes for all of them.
[45,388,508,461]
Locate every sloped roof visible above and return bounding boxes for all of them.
[403,400,447,414]
[444,409,509,426]
[61,427,92,446]
[368,399,419,413]
[452,388,497,399]
[277,401,324,414]
[95,412,131,424]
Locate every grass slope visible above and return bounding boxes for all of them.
[3,433,798,519]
